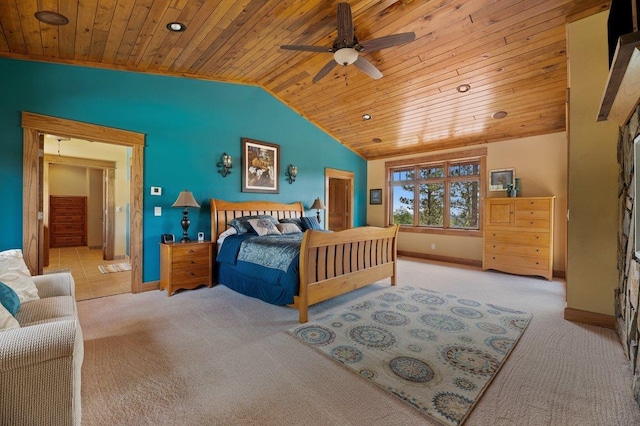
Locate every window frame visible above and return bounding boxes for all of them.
[384,148,487,237]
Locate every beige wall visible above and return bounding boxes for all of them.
[49,164,87,196]
[367,131,567,269]
[44,138,130,257]
[566,11,620,316]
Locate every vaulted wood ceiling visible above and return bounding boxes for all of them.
[0,0,610,160]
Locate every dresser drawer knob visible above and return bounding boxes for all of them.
[189,249,195,253]
[530,221,534,225]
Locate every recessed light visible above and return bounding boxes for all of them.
[166,22,186,32]
[34,11,69,25]
[491,111,508,119]
[362,114,372,121]
[372,138,382,143]
[456,84,471,93]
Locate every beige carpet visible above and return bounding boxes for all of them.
[78,257,640,425]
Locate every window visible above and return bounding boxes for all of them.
[387,153,484,234]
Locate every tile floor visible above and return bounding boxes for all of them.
[44,246,131,301]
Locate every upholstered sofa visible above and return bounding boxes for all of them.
[0,272,83,426]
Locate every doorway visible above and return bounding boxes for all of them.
[325,168,354,231]
[21,112,145,294]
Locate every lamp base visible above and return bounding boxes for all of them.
[180,209,191,242]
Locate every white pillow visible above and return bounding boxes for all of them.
[276,223,302,234]
[248,218,281,236]
[0,249,40,303]
[216,227,237,244]
[0,303,19,331]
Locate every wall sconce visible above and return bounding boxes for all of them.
[217,153,232,177]
[286,164,298,184]
[310,197,325,224]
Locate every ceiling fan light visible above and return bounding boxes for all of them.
[334,48,358,66]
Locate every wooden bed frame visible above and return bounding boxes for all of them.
[211,199,399,322]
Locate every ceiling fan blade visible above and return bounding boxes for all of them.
[280,45,333,52]
[336,2,354,46]
[353,56,382,80]
[360,32,416,51]
[312,60,339,83]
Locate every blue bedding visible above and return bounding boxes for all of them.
[216,233,303,305]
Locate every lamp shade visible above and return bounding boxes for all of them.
[311,197,325,210]
[172,190,200,208]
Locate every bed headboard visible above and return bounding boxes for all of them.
[210,199,305,240]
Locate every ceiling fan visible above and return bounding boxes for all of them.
[280,2,416,83]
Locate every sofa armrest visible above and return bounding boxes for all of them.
[0,319,81,371]
[0,319,83,426]
[32,272,75,299]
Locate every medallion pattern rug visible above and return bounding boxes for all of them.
[289,286,532,426]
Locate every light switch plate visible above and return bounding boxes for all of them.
[150,186,162,196]
[154,207,162,216]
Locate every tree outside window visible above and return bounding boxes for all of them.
[389,160,481,230]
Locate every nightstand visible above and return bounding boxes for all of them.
[160,240,213,296]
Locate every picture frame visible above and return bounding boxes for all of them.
[241,138,280,193]
[370,188,382,205]
[489,168,515,191]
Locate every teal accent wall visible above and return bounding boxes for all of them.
[0,58,367,282]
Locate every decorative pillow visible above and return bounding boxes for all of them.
[0,303,19,331]
[229,215,279,234]
[0,282,20,316]
[248,218,282,236]
[216,227,237,244]
[276,223,303,234]
[279,217,303,231]
[300,216,322,231]
[0,249,39,303]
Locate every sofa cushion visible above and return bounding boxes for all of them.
[0,282,20,316]
[15,296,76,327]
[0,249,39,303]
[0,303,19,331]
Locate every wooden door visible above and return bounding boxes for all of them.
[329,178,350,231]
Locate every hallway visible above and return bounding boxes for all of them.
[44,246,130,301]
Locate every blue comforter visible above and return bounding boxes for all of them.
[216,233,303,305]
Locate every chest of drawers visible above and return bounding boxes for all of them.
[49,196,87,248]
[160,241,213,296]
[483,196,555,280]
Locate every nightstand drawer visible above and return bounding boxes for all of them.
[171,265,210,282]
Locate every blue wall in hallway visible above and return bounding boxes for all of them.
[0,58,367,282]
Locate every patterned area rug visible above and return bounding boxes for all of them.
[98,263,131,274]
[289,286,532,426]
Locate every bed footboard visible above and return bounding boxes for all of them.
[295,224,399,323]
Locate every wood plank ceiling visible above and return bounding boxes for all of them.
[0,0,610,160]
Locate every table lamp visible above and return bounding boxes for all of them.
[172,189,200,242]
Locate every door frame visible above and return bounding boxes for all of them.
[325,167,354,229]
[22,112,145,293]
